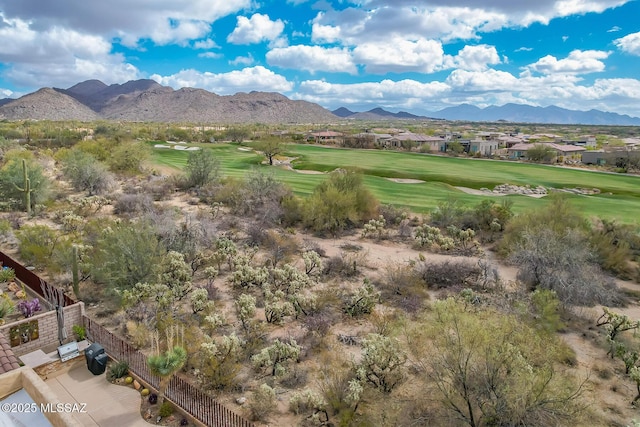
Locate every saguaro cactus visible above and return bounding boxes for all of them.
[13,159,32,214]
[72,245,80,299]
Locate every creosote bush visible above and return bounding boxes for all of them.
[417,259,481,289]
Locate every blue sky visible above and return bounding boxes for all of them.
[1,0,640,116]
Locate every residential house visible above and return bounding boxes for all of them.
[562,135,597,148]
[352,132,392,147]
[309,131,344,144]
[469,139,499,156]
[388,132,445,151]
[497,135,524,148]
[508,142,586,162]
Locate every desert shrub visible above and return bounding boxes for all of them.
[302,170,378,236]
[113,192,155,215]
[262,230,300,266]
[317,355,363,426]
[158,402,174,417]
[378,204,409,227]
[245,222,267,246]
[323,250,367,278]
[140,178,174,201]
[303,312,332,338]
[107,360,129,381]
[107,140,149,174]
[590,218,640,279]
[183,148,221,189]
[417,259,482,289]
[60,149,114,195]
[407,298,587,427]
[429,198,469,228]
[248,384,276,422]
[511,228,622,306]
[210,171,294,225]
[89,220,163,291]
[279,365,309,389]
[376,264,427,314]
[0,267,15,282]
[280,193,303,226]
[289,388,326,415]
[16,224,62,267]
[530,289,565,334]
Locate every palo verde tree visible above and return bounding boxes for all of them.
[407,298,586,427]
[303,170,379,236]
[184,148,220,189]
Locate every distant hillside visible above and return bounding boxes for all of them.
[334,103,640,125]
[337,107,433,120]
[0,79,338,123]
[431,103,640,125]
[0,88,100,121]
[332,107,355,118]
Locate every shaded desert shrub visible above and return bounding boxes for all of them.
[323,250,368,278]
[376,264,428,314]
[113,192,155,215]
[417,259,481,289]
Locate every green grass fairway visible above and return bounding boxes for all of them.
[149,142,640,224]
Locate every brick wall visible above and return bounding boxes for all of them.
[0,302,85,357]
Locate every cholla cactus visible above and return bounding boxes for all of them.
[190,288,211,314]
[361,216,386,240]
[357,333,406,392]
[414,224,443,248]
[302,250,323,276]
[597,307,639,357]
[235,293,256,332]
[345,279,379,317]
[251,338,301,376]
[289,388,326,415]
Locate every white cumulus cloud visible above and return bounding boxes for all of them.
[0,15,139,88]
[526,50,610,74]
[353,38,446,73]
[449,45,501,71]
[150,66,294,94]
[615,32,640,56]
[267,45,357,74]
[227,13,285,45]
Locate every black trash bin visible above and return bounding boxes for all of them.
[85,343,105,375]
[89,352,108,375]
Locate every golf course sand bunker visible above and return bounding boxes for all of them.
[386,178,425,184]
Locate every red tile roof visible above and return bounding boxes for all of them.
[0,331,20,374]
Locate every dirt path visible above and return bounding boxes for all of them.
[302,233,519,283]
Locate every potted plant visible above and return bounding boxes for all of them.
[72,324,87,341]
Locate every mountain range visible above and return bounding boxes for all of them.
[0,79,337,123]
[1,79,639,125]
[333,104,640,125]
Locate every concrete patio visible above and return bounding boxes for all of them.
[44,360,149,427]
